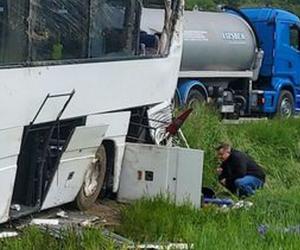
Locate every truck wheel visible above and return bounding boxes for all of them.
[75,145,107,211]
[186,89,206,108]
[277,90,294,118]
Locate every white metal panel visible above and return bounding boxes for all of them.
[0,162,18,223]
[59,147,98,162]
[33,96,74,125]
[0,127,23,223]
[42,124,108,210]
[118,143,203,207]
[85,112,131,192]
[0,30,182,130]
[112,137,126,193]
[117,144,170,200]
[85,111,130,138]
[41,157,94,209]
[63,125,108,153]
[175,147,203,207]
[0,127,23,159]
[164,148,178,195]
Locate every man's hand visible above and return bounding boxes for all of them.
[220,178,226,186]
[216,167,223,175]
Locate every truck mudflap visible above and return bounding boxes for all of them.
[117,143,204,208]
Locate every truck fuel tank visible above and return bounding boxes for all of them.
[181,10,258,72]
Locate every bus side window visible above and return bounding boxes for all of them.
[0,1,28,65]
[0,0,143,65]
[88,0,139,59]
[30,0,89,61]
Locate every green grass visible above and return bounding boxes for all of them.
[4,106,300,249]
[0,227,119,250]
[117,106,300,249]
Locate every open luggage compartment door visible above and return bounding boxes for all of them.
[118,143,204,208]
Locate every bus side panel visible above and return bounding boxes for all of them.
[0,127,23,223]
[41,124,108,210]
[0,55,181,131]
[85,111,131,193]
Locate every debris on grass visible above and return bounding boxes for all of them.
[232,200,253,210]
[258,223,300,236]
[0,231,18,238]
[203,198,234,206]
[128,243,193,249]
[56,210,68,219]
[102,229,134,247]
[30,219,59,226]
[79,216,100,227]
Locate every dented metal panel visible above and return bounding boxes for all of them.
[41,124,108,210]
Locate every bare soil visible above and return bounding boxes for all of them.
[86,199,124,228]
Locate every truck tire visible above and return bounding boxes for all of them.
[186,89,206,108]
[277,90,294,118]
[75,144,107,211]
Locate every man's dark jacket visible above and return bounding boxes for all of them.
[219,149,266,193]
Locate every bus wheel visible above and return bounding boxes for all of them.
[187,89,206,109]
[76,144,107,211]
[171,92,180,110]
[277,90,294,118]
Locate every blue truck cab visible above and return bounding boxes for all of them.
[243,8,300,116]
[177,7,300,117]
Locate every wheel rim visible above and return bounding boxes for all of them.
[280,97,292,117]
[83,161,100,197]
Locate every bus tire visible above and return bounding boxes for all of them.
[171,91,180,109]
[186,89,206,108]
[75,144,107,211]
[277,90,294,118]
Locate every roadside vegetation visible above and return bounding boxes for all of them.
[0,227,120,250]
[186,0,300,17]
[3,106,300,249]
[118,106,300,249]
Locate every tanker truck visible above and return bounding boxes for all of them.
[141,6,300,118]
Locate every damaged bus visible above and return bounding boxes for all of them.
[0,0,183,223]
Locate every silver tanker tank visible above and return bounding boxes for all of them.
[181,10,258,72]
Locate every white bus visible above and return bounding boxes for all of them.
[0,0,183,223]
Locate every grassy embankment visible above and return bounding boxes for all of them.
[118,106,300,249]
[3,106,300,249]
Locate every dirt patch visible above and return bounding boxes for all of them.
[86,199,125,228]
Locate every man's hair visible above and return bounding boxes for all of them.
[215,142,231,152]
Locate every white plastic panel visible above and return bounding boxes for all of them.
[118,143,203,208]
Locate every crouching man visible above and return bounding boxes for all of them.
[216,143,266,197]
